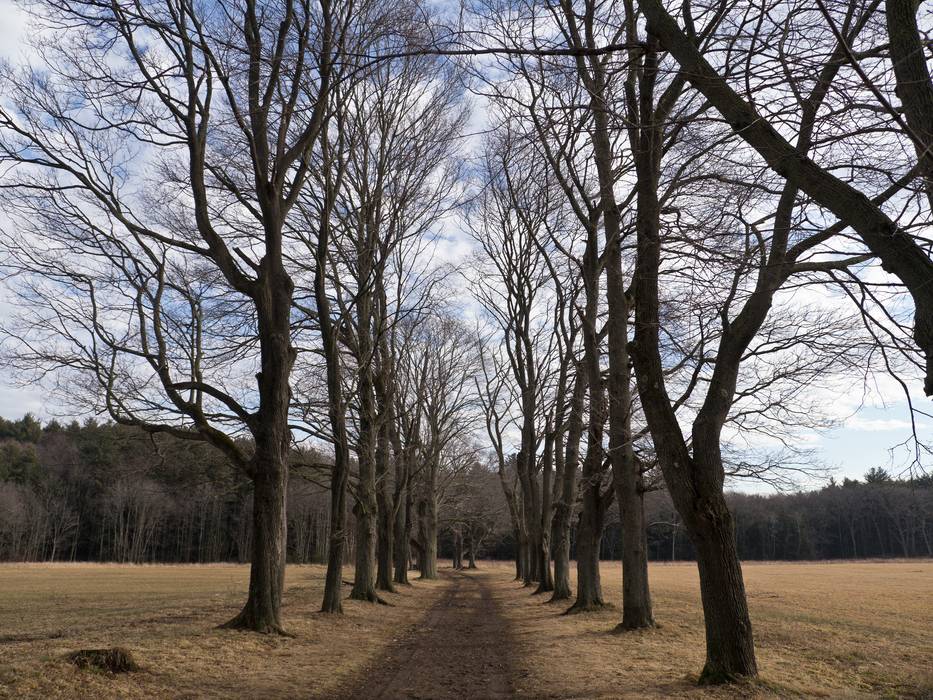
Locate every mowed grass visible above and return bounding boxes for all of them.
[0,563,447,699]
[492,560,933,699]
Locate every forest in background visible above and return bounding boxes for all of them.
[2,415,929,565]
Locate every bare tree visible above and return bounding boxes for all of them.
[0,0,369,632]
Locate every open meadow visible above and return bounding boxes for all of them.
[0,560,930,699]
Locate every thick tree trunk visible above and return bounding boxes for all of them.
[688,493,757,683]
[376,499,394,591]
[221,460,287,633]
[550,503,573,601]
[466,530,477,569]
[615,479,654,630]
[418,498,438,579]
[567,505,604,612]
[350,496,379,602]
[223,263,294,633]
[628,47,758,673]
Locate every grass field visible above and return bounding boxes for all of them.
[0,563,447,699]
[495,560,933,699]
[0,560,930,698]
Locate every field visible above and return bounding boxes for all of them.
[0,560,930,699]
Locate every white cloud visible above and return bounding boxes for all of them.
[845,416,930,432]
[0,0,28,61]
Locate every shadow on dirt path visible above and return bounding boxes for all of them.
[336,568,516,700]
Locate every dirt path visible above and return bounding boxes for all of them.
[337,569,515,700]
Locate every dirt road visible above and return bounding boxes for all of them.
[337,569,515,700]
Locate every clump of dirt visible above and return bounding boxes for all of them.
[66,647,139,674]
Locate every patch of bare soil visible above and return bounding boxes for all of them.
[338,569,515,700]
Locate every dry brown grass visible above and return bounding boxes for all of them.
[0,563,446,699]
[1,560,930,699]
[491,560,933,699]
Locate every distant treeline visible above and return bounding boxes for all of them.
[0,416,331,563]
[1,415,931,563]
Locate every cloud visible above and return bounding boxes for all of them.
[0,0,27,61]
[844,416,929,432]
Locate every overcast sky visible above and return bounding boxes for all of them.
[0,0,928,491]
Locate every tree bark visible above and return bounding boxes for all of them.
[417,497,438,579]
[552,366,586,602]
[567,503,605,612]
[222,258,294,632]
[375,420,395,592]
[688,491,757,684]
[221,458,287,633]
[393,486,411,585]
[886,0,933,213]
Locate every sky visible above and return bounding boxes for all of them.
[0,1,929,492]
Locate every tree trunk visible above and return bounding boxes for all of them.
[375,422,395,592]
[221,457,287,633]
[394,488,411,585]
[513,526,525,581]
[615,479,653,630]
[350,497,379,601]
[223,264,294,633]
[551,503,573,601]
[688,494,758,683]
[551,368,586,602]
[535,426,556,594]
[567,505,604,612]
[452,529,463,570]
[418,498,438,579]
[321,476,347,614]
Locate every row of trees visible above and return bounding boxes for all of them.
[461,0,933,684]
[3,416,928,566]
[0,0,930,685]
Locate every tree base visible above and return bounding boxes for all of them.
[219,609,289,635]
[698,663,756,685]
[563,601,613,615]
[548,590,572,603]
[612,619,656,633]
[349,590,391,606]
